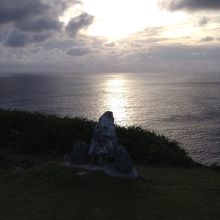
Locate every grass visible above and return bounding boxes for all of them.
[0,108,195,167]
[0,162,220,220]
[0,109,219,219]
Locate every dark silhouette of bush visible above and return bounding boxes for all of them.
[0,108,195,167]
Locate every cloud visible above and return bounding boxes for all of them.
[0,0,65,33]
[0,0,65,47]
[66,13,94,36]
[198,17,209,26]
[0,0,94,47]
[67,47,92,56]
[4,31,29,47]
[161,0,220,11]
[103,42,116,48]
[15,17,62,32]
[200,36,215,42]
[31,33,50,43]
[5,30,51,47]
[0,0,79,25]
[132,45,220,61]
[144,27,164,35]
[1,1,220,74]
[119,44,220,73]
[1,41,220,73]
[0,0,47,24]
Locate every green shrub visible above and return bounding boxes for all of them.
[0,108,195,167]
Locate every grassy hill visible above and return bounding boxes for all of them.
[0,162,220,220]
[1,109,220,219]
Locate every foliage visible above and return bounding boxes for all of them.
[0,108,195,166]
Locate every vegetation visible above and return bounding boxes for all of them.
[0,109,220,220]
[0,162,220,220]
[0,108,195,167]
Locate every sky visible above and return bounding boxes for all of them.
[0,0,220,73]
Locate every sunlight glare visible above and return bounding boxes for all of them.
[81,0,187,40]
[59,0,188,40]
[104,78,128,125]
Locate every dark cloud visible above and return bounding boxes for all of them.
[161,0,220,11]
[0,32,9,43]
[66,13,94,36]
[67,47,92,56]
[42,39,79,50]
[0,0,80,25]
[0,0,94,47]
[4,31,29,47]
[0,0,64,33]
[15,17,62,32]
[5,31,51,47]
[0,0,63,47]
[200,36,215,42]
[0,0,48,24]
[31,33,51,43]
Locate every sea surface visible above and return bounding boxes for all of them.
[0,72,219,165]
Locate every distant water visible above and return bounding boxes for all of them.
[0,72,220,165]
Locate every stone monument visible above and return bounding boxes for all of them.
[64,111,138,178]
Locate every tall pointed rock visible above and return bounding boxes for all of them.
[89,111,119,165]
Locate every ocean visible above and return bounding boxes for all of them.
[0,72,219,165]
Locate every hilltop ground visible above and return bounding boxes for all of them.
[0,161,220,220]
[0,109,220,219]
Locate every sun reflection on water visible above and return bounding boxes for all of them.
[104,77,128,125]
